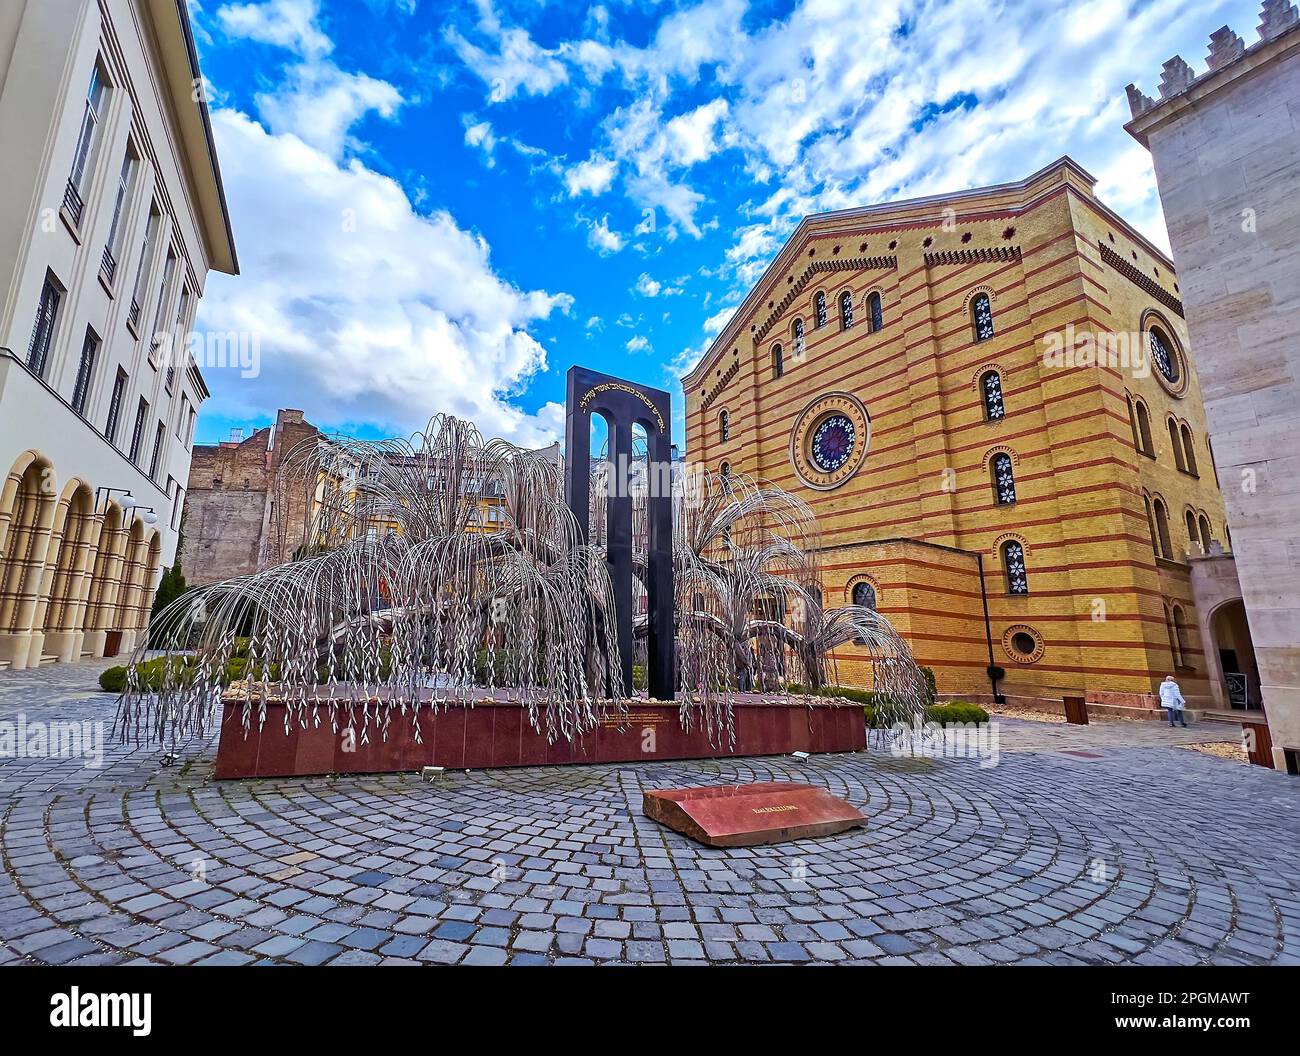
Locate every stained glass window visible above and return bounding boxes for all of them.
[1148,326,1179,384]
[972,294,995,341]
[982,370,1005,420]
[793,318,805,356]
[1003,540,1028,594]
[772,344,784,379]
[992,453,1016,504]
[814,292,827,328]
[719,409,729,441]
[840,291,854,329]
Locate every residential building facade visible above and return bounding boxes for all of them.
[0,0,236,667]
[683,157,1240,714]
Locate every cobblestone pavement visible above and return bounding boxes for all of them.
[1,661,1298,965]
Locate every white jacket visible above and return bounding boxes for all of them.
[1158,680,1185,710]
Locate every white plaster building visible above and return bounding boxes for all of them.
[0,0,237,668]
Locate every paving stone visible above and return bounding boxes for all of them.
[1,663,1297,967]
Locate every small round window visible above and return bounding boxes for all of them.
[1010,632,1036,656]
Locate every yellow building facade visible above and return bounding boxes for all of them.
[683,158,1232,710]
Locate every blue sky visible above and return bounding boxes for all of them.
[188,0,1259,450]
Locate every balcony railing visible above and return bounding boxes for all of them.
[99,245,116,286]
[62,180,84,227]
[127,297,141,331]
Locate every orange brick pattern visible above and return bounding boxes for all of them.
[683,160,1229,706]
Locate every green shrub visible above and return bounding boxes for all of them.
[924,701,990,725]
[632,664,647,691]
[99,665,128,693]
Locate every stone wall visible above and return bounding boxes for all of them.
[1126,6,1300,768]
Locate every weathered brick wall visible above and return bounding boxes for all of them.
[183,427,273,585]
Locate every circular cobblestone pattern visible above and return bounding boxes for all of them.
[1,663,1298,965]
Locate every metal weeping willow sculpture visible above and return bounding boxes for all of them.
[115,380,925,769]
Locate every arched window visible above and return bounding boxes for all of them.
[839,291,854,329]
[1144,495,1158,556]
[720,461,731,480]
[1002,540,1028,594]
[981,370,1005,420]
[1185,509,1200,554]
[772,343,784,379]
[991,453,1017,505]
[1168,418,1187,472]
[867,291,883,332]
[850,579,876,645]
[792,318,805,356]
[1198,514,1212,553]
[719,409,730,442]
[852,580,876,610]
[814,292,828,328]
[971,293,995,341]
[1180,424,1198,476]
[1126,395,1140,450]
[1135,401,1154,456]
[1152,498,1173,558]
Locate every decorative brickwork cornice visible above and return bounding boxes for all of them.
[924,246,1022,267]
[753,256,896,343]
[700,360,740,410]
[1099,242,1185,318]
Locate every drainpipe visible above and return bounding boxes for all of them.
[976,554,1002,704]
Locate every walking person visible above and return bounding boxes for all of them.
[1159,674,1187,727]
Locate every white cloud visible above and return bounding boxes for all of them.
[216,0,332,58]
[626,335,651,353]
[255,61,402,159]
[564,154,617,197]
[448,25,570,103]
[584,214,625,255]
[663,98,729,166]
[634,272,683,297]
[199,109,572,446]
[464,118,499,165]
[702,305,737,335]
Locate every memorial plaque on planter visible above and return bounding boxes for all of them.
[642,781,866,847]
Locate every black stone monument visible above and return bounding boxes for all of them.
[564,365,674,700]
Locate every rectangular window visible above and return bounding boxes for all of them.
[26,274,63,377]
[129,396,148,464]
[149,421,165,480]
[130,205,160,331]
[176,394,189,438]
[101,144,137,285]
[105,367,127,443]
[70,327,100,415]
[185,406,196,447]
[66,62,109,224]
[170,481,184,530]
[151,248,177,342]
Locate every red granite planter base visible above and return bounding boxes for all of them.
[212,695,867,779]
